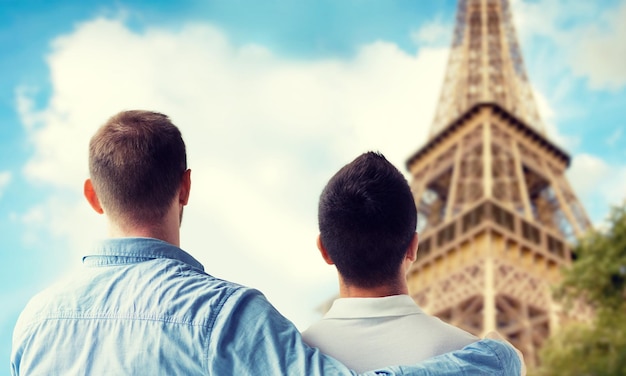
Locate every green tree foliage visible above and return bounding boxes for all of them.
[534,204,626,376]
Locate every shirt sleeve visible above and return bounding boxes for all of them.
[206,287,520,375]
[402,339,522,376]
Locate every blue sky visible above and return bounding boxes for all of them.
[1,0,625,366]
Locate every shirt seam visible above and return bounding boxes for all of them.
[323,309,423,320]
[326,296,424,319]
[85,238,204,270]
[483,340,507,375]
[25,311,211,327]
[203,285,244,374]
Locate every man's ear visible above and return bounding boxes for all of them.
[84,179,104,214]
[317,235,334,265]
[179,169,191,206]
[406,232,419,263]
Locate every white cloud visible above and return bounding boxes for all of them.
[532,87,579,149]
[512,0,626,91]
[0,171,11,199]
[568,1,626,90]
[512,0,572,41]
[18,206,47,246]
[606,127,623,147]
[18,17,448,328]
[568,153,626,224]
[410,18,452,47]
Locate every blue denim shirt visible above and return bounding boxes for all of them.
[11,237,520,375]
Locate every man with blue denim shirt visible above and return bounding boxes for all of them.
[11,110,521,375]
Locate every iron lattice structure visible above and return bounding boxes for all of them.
[430,0,543,137]
[405,0,591,367]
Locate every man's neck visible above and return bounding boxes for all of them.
[107,219,180,247]
[105,198,183,246]
[338,277,408,298]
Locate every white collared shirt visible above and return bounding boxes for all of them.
[302,294,478,373]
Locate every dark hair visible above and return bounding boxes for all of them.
[318,152,417,288]
[88,110,187,226]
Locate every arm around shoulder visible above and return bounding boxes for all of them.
[206,288,521,375]
[391,339,522,376]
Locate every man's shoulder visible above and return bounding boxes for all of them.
[400,338,522,375]
[16,269,84,320]
[14,262,262,332]
[301,298,480,367]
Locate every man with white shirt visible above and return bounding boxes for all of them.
[303,151,480,373]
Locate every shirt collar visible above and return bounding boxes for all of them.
[324,294,423,319]
[82,237,204,271]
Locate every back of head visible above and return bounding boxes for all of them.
[318,152,417,288]
[88,110,187,227]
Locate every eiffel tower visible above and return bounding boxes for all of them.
[405,0,591,367]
